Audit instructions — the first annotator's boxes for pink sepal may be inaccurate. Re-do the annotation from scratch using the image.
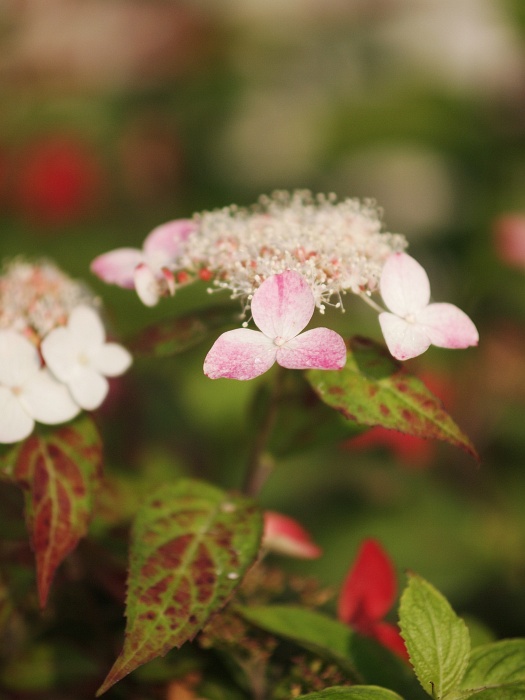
[90,248,143,288]
[143,219,196,257]
[277,327,347,369]
[262,511,322,559]
[252,270,315,340]
[203,328,276,380]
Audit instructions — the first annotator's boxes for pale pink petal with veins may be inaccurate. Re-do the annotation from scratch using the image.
[380,253,430,317]
[204,328,276,380]
[378,312,431,361]
[417,303,479,349]
[251,270,314,340]
[276,327,347,369]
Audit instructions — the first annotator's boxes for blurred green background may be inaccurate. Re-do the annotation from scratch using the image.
[2,0,525,643]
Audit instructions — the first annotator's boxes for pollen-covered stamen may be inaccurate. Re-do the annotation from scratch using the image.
[178,190,408,313]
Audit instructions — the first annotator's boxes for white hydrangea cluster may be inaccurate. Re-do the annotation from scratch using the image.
[0,259,95,342]
[183,191,408,312]
[0,260,131,444]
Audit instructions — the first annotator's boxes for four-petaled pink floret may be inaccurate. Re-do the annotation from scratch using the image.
[203,270,347,380]
[378,252,478,361]
[90,219,197,307]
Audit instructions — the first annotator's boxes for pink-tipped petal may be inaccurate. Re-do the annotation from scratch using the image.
[90,248,143,289]
[204,329,276,380]
[380,253,431,317]
[134,263,161,307]
[251,270,315,340]
[276,327,347,370]
[338,539,397,626]
[416,303,479,349]
[379,312,431,361]
[143,219,196,258]
[262,511,322,559]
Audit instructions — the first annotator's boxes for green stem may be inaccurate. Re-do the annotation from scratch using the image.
[241,366,286,498]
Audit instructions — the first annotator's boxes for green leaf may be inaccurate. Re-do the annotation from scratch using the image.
[307,336,478,460]
[0,415,102,608]
[238,605,420,698]
[296,686,405,699]
[129,306,237,358]
[399,574,470,699]
[237,605,360,678]
[459,639,525,699]
[97,479,263,696]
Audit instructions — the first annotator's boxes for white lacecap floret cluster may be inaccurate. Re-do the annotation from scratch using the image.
[0,259,97,340]
[181,191,407,312]
[0,259,132,444]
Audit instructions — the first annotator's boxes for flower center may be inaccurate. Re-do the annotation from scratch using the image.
[404,313,416,324]
[78,352,90,366]
[273,336,286,347]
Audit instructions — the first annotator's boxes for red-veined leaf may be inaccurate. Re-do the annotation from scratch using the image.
[0,415,102,607]
[96,479,263,696]
[307,336,478,460]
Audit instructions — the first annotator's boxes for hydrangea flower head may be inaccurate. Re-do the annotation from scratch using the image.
[0,259,132,442]
[91,219,197,306]
[41,305,132,411]
[185,191,407,313]
[204,270,347,380]
[0,259,95,343]
[378,253,479,361]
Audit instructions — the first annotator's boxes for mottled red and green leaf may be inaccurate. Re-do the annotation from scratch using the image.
[97,479,263,696]
[307,336,478,460]
[0,415,102,607]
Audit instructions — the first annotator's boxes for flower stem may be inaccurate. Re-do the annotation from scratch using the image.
[359,291,386,314]
[241,366,285,498]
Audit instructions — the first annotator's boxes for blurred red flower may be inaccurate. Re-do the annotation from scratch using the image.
[14,134,104,226]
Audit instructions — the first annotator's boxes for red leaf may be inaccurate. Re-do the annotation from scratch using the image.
[338,539,397,627]
[0,415,103,607]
